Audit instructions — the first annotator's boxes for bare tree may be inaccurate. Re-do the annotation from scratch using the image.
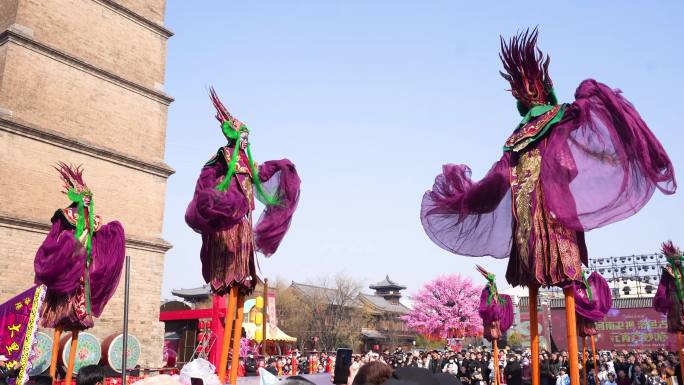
[275,274,370,351]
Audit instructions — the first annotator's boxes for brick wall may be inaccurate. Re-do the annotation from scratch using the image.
[0,0,172,368]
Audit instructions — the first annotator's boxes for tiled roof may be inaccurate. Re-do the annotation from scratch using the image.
[171,284,211,299]
[359,294,410,314]
[290,282,364,307]
[369,275,407,290]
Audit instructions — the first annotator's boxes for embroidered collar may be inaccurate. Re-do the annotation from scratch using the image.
[504,104,565,152]
[58,207,102,232]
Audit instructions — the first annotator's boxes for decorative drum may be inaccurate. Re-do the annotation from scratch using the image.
[100,333,141,373]
[27,332,53,376]
[59,332,101,374]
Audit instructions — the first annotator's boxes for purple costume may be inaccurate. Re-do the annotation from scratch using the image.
[573,272,612,337]
[653,241,684,333]
[421,29,676,289]
[477,266,514,341]
[34,163,125,331]
[185,89,300,295]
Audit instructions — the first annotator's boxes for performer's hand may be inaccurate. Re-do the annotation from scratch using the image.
[78,231,88,246]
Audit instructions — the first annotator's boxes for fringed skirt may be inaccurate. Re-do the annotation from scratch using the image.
[40,276,93,331]
[206,218,257,295]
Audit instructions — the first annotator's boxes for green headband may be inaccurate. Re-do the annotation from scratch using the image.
[485,273,504,305]
[67,188,94,314]
[581,271,593,303]
[215,133,281,206]
[222,120,249,141]
[667,256,684,301]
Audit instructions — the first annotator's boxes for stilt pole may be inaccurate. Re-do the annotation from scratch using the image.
[563,286,580,385]
[678,331,684,385]
[64,330,80,385]
[49,328,62,384]
[229,294,246,385]
[590,336,599,385]
[218,288,238,384]
[529,285,540,385]
[493,339,500,385]
[581,337,587,385]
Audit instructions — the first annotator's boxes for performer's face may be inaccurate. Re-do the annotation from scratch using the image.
[83,195,91,206]
[239,131,249,150]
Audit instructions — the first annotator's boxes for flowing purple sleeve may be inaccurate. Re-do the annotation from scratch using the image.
[479,289,514,340]
[89,221,126,317]
[34,218,85,295]
[254,159,301,256]
[185,162,249,234]
[653,271,673,314]
[421,153,513,258]
[542,79,676,231]
[573,272,612,322]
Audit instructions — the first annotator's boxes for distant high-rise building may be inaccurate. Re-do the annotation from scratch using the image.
[0,0,174,366]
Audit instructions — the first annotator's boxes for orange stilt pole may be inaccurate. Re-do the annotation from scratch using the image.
[493,339,500,385]
[678,331,684,385]
[590,336,599,385]
[64,330,79,385]
[582,337,587,385]
[529,286,540,385]
[229,294,246,385]
[49,328,62,383]
[564,287,580,385]
[218,288,238,384]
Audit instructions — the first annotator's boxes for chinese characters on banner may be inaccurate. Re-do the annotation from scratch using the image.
[0,285,45,385]
[267,292,277,337]
[549,307,676,351]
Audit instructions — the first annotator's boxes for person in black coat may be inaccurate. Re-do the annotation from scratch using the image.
[245,353,258,376]
[505,356,522,385]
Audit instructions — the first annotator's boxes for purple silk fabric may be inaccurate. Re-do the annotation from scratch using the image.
[421,155,513,259]
[573,272,612,322]
[185,161,249,234]
[255,160,301,256]
[478,288,514,341]
[541,79,676,231]
[34,216,125,319]
[89,221,126,317]
[653,271,673,314]
[34,218,84,294]
[186,155,301,283]
[421,79,676,262]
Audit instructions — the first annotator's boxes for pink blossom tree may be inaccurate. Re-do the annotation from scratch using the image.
[402,274,484,339]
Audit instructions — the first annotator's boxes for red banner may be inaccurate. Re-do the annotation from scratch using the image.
[550,307,676,351]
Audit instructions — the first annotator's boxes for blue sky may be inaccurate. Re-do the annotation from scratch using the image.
[161,1,683,299]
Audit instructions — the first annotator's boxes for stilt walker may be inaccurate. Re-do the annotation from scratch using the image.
[420,28,676,385]
[476,266,513,385]
[34,163,126,384]
[574,272,611,385]
[654,241,684,380]
[186,88,301,384]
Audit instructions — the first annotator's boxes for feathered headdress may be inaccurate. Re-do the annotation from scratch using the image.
[210,87,249,142]
[499,28,557,115]
[54,162,95,297]
[209,88,279,206]
[663,240,682,260]
[55,162,91,197]
[476,265,503,305]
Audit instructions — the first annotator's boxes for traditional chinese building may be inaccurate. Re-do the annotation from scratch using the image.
[0,0,173,366]
[288,276,416,352]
